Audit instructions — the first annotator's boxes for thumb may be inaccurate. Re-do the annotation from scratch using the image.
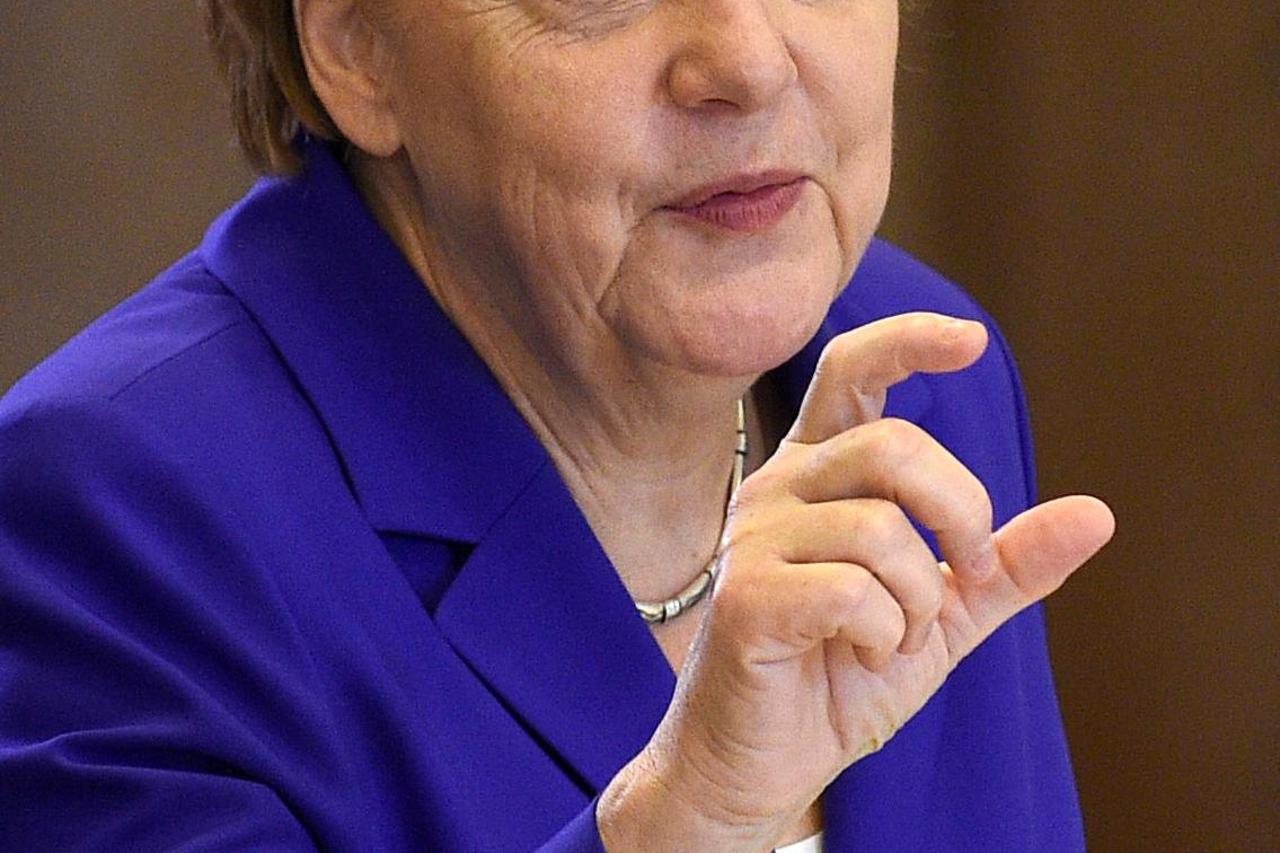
[951,495,1115,655]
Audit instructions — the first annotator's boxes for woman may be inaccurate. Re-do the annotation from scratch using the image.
[0,1,1113,850]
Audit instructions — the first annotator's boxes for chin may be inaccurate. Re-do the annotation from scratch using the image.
[654,271,839,379]
[609,203,852,378]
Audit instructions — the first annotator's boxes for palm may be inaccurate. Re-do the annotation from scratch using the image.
[682,495,1112,810]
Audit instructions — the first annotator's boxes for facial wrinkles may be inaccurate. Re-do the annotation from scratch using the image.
[528,0,657,40]
[522,0,868,42]
[587,5,812,344]
[505,170,621,337]
[472,20,654,296]
[441,0,654,46]
[372,3,653,382]
[486,168,678,454]
[387,0,897,377]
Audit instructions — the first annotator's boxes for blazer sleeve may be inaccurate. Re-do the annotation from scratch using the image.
[0,397,319,851]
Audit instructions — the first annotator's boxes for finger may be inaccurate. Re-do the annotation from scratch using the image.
[775,499,943,655]
[832,570,909,672]
[721,562,906,672]
[944,495,1115,663]
[789,418,995,575]
[989,494,1115,603]
[787,313,988,445]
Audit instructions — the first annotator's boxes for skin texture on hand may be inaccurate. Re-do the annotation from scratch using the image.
[289,4,1110,847]
[599,313,1116,852]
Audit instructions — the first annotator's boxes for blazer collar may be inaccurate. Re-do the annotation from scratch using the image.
[201,139,936,803]
[201,138,547,542]
[202,141,676,790]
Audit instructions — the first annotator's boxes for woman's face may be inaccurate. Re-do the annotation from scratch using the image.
[370,0,898,378]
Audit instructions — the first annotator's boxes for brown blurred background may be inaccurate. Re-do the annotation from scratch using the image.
[2,3,1276,849]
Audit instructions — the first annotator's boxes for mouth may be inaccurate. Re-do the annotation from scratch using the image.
[662,171,808,234]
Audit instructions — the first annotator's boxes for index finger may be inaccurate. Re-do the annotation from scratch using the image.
[786,313,989,445]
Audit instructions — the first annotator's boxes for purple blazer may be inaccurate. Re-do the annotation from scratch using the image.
[0,140,1084,851]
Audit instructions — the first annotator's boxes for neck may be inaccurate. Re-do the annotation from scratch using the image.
[351,153,771,601]
[471,305,756,605]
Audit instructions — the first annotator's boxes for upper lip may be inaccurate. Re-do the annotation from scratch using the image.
[665,170,807,209]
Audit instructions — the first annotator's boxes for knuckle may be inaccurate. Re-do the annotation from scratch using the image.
[731,468,782,510]
[868,592,908,649]
[912,570,945,621]
[944,479,994,543]
[833,567,876,617]
[819,330,857,367]
[805,343,840,395]
[707,539,777,623]
[706,565,758,633]
[890,599,908,639]
[894,574,941,624]
[851,499,911,546]
[898,555,945,623]
[799,438,840,479]
[813,332,871,389]
[860,417,926,463]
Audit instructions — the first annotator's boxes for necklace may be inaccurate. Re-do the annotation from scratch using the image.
[634,398,748,625]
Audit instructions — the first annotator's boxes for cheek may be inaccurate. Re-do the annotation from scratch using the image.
[476,65,662,303]
[491,170,630,322]
[802,24,898,279]
[394,22,649,298]
[831,126,894,283]
[602,190,849,376]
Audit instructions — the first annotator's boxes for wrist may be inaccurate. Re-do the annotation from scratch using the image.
[597,745,779,852]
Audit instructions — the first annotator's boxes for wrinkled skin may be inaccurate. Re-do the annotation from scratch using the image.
[293,1,1115,848]
[603,314,1114,849]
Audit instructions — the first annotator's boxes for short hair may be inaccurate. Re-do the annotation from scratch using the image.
[202,1,343,175]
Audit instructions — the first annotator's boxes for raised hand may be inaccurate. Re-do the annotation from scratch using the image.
[600,313,1115,852]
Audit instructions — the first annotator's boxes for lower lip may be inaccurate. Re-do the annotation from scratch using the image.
[667,179,806,233]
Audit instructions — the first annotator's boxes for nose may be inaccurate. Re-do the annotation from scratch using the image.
[665,0,799,114]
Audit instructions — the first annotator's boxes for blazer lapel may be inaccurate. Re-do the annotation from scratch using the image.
[433,460,677,793]
[205,137,679,795]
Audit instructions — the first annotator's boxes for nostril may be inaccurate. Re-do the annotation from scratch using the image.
[664,10,798,112]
